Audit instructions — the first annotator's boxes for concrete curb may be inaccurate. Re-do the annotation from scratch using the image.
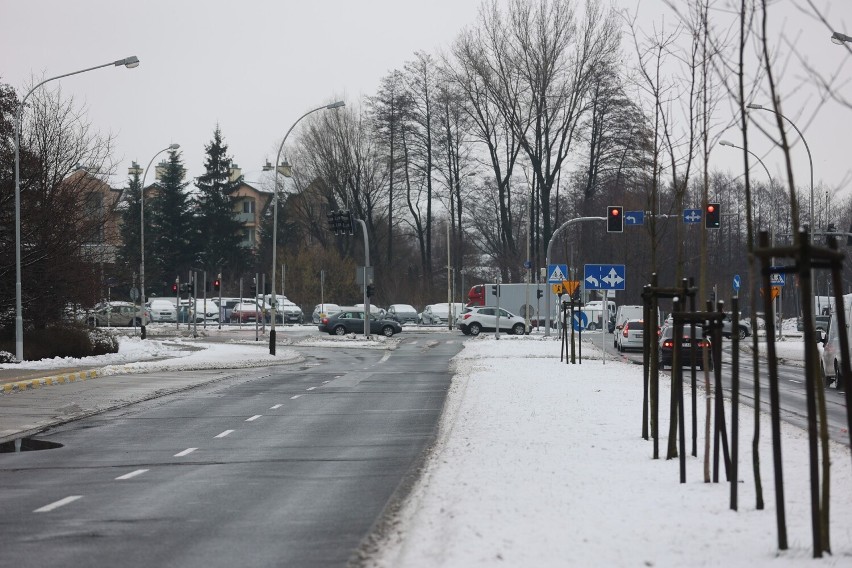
[1,370,99,395]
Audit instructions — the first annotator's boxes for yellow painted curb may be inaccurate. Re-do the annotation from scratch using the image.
[2,383,12,393]
[1,369,102,395]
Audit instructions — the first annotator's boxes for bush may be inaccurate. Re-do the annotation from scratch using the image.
[0,324,119,361]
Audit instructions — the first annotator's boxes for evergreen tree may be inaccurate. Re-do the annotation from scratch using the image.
[148,150,194,285]
[117,166,142,281]
[195,126,244,275]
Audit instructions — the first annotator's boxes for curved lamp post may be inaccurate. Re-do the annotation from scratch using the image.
[746,103,813,234]
[133,144,180,340]
[263,100,345,355]
[719,139,773,186]
[13,56,140,361]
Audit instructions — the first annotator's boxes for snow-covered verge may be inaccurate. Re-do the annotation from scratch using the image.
[363,335,852,567]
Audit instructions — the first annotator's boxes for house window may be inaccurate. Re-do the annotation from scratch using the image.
[243,227,256,245]
[242,199,255,214]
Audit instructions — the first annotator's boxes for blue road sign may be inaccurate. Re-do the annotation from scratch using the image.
[624,211,645,226]
[769,271,785,286]
[683,209,702,224]
[572,311,588,332]
[733,274,741,291]
[548,264,569,283]
[584,264,626,291]
[524,260,532,269]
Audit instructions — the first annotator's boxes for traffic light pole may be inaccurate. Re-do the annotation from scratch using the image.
[355,218,371,338]
[544,216,605,336]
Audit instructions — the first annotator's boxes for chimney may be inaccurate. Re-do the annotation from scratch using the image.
[155,161,167,181]
[229,164,242,183]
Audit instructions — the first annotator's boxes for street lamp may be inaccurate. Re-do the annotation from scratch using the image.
[264,100,345,355]
[135,144,180,340]
[831,31,852,45]
[13,56,139,361]
[746,103,814,234]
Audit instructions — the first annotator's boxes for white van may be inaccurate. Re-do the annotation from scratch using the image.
[819,293,852,389]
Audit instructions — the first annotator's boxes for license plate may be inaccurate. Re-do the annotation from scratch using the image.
[682,342,691,348]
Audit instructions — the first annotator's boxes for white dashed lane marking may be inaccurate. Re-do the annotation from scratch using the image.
[214,430,234,438]
[270,404,282,410]
[115,469,149,480]
[174,448,197,457]
[290,395,302,400]
[34,495,82,513]
[246,415,262,422]
[379,352,391,363]
[306,387,316,391]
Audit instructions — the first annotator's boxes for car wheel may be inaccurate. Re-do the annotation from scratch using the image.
[587,322,597,331]
[512,323,525,335]
[334,325,347,336]
[461,327,471,336]
[469,322,482,336]
[738,327,748,340]
[381,325,395,337]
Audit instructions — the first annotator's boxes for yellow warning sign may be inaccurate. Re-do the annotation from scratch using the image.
[564,280,580,295]
[552,283,564,296]
[759,286,782,299]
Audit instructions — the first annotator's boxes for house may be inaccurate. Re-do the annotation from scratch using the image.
[67,167,124,264]
[228,165,273,248]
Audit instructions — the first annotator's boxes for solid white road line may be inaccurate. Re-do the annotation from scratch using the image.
[270,404,283,410]
[290,395,302,400]
[246,415,262,422]
[174,448,197,457]
[214,430,234,438]
[34,495,82,513]
[115,469,149,480]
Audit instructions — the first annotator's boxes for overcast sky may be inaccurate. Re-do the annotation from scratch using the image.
[1,0,849,211]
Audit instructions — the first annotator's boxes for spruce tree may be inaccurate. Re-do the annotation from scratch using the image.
[195,126,245,276]
[117,166,142,282]
[148,149,194,285]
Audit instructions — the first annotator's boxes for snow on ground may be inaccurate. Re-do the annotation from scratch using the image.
[366,334,852,567]
[5,320,849,565]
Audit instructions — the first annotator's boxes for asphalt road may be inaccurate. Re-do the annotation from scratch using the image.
[0,333,464,568]
[600,331,850,445]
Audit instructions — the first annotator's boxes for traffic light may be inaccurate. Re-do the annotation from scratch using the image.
[705,203,721,229]
[213,278,221,292]
[607,206,623,233]
[491,285,498,296]
[171,283,178,294]
[250,277,257,294]
[366,284,374,298]
[537,289,543,299]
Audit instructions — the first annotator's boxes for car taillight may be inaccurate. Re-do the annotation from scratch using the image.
[623,328,629,338]
[463,313,471,320]
[321,317,329,325]
[663,340,673,348]
[698,340,709,348]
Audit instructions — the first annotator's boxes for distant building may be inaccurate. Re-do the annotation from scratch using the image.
[228,164,272,248]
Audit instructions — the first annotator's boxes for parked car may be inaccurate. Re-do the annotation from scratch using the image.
[421,302,466,326]
[146,299,177,323]
[263,295,304,324]
[312,303,341,324]
[658,324,713,370]
[456,306,526,336]
[617,319,645,352]
[85,301,145,327]
[722,314,752,339]
[229,302,266,324]
[386,304,419,325]
[317,307,402,337]
[178,299,219,323]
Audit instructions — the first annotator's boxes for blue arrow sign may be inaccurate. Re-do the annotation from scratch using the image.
[584,264,626,291]
[624,211,645,226]
[548,264,569,283]
[769,270,785,286]
[572,311,588,332]
[683,209,702,224]
[733,274,741,291]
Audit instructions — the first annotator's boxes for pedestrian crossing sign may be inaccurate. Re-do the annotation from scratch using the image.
[548,264,569,283]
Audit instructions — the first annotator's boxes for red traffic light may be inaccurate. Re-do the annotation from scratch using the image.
[610,208,620,216]
[171,284,178,293]
[707,205,715,213]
